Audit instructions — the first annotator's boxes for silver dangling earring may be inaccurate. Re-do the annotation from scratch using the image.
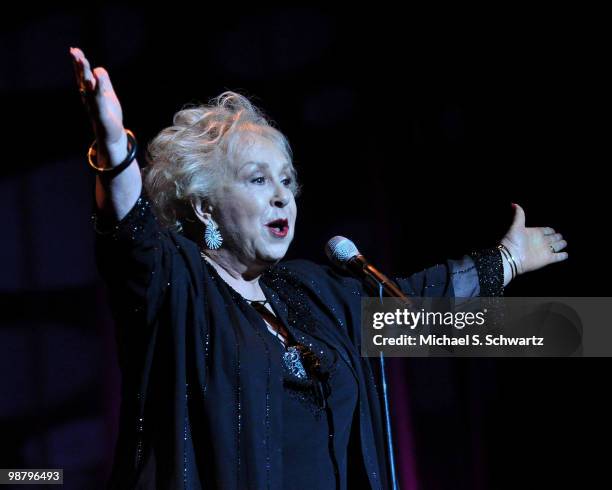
[204,219,223,250]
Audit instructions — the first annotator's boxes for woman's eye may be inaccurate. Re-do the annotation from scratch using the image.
[251,176,265,184]
[282,178,293,186]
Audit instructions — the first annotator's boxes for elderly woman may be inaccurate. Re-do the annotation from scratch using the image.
[70,47,568,490]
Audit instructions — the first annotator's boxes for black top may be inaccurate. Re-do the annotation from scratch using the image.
[208,260,359,490]
[266,308,358,490]
[92,187,503,490]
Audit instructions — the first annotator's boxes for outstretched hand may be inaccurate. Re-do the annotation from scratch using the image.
[69,46,125,149]
[500,203,568,276]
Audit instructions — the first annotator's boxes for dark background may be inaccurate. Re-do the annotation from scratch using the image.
[1,5,608,489]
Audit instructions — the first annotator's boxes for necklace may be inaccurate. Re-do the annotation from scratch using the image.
[249,300,290,347]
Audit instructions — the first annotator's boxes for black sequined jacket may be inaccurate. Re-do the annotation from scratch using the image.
[92,188,503,490]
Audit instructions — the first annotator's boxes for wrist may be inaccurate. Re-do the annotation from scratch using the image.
[500,251,513,287]
[103,130,129,167]
[497,242,520,280]
[88,128,137,177]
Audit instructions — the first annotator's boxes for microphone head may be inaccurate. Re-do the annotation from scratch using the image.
[325,236,360,267]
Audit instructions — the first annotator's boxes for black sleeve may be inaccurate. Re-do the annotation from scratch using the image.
[91,188,174,328]
[393,248,504,298]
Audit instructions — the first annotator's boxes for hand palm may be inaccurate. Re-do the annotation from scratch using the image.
[501,204,568,275]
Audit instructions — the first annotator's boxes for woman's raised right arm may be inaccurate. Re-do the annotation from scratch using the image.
[69,47,141,221]
[70,47,174,327]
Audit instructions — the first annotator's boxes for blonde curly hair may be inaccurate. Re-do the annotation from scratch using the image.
[143,91,300,232]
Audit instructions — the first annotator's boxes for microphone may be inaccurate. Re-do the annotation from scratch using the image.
[325,236,412,304]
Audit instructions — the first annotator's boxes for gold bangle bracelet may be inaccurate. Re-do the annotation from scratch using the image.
[87,129,137,174]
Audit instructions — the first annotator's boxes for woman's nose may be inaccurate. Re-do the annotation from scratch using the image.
[272,194,289,208]
[272,183,290,208]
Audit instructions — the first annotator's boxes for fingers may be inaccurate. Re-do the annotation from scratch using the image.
[546,232,563,243]
[548,232,568,262]
[551,239,568,252]
[542,227,556,236]
[92,66,115,95]
[544,229,567,250]
[69,48,82,85]
[69,47,109,128]
[70,50,86,96]
[69,47,96,95]
[552,251,569,262]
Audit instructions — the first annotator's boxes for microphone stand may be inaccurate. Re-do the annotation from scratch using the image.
[374,280,401,490]
[348,254,406,490]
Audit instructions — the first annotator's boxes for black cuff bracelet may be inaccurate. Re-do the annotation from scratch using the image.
[87,129,138,178]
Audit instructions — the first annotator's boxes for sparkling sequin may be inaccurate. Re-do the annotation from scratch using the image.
[470,247,504,297]
[212,260,340,420]
[281,339,338,419]
[260,265,356,421]
[202,256,274,487]
[91,195,160,242]
[395,251,503,301]
[135,439,143,466]
[184,382,189,489]
[236,335,242,484]
[283,346,308,378]
[135,414,144,467]
[134,389,145,469]
[202,258,363,488]
[469,248,505,329]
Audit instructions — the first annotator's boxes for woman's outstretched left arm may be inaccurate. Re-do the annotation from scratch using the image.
[395,203,568,298]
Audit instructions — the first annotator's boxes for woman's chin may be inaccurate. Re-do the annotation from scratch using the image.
[257,247,288,265]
